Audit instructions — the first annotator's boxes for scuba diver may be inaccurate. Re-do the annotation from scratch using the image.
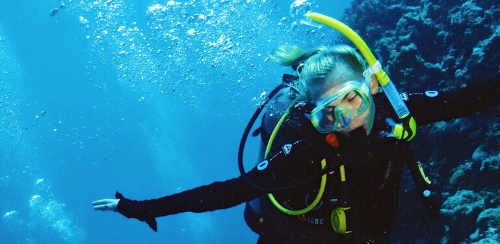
[92,13,500,243]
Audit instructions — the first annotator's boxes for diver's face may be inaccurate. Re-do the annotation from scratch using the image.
[312,75,378,135]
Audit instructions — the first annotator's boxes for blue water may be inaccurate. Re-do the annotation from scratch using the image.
[0,0,351,243]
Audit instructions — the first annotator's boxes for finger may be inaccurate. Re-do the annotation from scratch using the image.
[93,203,113,211]
[92,199,112,205]
[93,205,107,211]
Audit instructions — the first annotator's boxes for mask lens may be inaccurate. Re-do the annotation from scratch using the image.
[338,110,352,128]
[310,81,371,133]
[311,108,338,133]
[346,90,363,110]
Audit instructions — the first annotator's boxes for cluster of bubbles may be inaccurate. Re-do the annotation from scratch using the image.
[0,25,26,240]
[2,210,24,234]
[1,22,86,243]
[144,1,274,79]
[58,0,329,111]
[2,178,85,243]
[142,0,327,95]
[0,26,25,140]
[30,179,86,243]
[289,0,312,18]
[74,0,159,90]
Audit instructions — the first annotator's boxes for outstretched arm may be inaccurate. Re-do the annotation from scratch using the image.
[407,75,500,126]
[92,139,322,231]
[92,176,264,232]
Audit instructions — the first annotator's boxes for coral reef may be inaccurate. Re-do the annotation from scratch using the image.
[343,0,500,243]
[344,0,500,90]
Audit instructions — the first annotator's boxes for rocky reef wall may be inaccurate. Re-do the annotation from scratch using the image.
[343,1,500,243]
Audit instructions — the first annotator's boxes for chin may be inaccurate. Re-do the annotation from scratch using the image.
[341,121,372,135]
[335,124,363,135]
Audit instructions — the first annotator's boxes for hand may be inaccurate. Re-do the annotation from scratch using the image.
[92,198,120,212]
[93,192,158,232]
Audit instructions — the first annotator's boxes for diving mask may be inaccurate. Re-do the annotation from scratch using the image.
[310,80,371,133]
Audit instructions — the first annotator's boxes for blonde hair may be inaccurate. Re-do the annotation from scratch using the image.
[270,45,365,101]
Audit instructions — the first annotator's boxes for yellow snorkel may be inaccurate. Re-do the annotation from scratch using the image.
[305,13,417,141]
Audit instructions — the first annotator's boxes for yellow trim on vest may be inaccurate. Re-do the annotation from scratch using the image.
[265,99,328,215]
[417,161,431,184]
[340,165,346,182]
[268,159,327,215]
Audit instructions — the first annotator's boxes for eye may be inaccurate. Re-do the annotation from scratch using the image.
[346,92,358,103]
[323,107,335,122]
[323,107,334,114]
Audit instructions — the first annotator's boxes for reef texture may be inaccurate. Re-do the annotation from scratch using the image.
[343,0,500,243]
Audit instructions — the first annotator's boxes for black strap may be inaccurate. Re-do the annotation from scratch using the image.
[282,74,299,84]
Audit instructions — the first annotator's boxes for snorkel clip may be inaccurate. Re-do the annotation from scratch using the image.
[385,117,416,140]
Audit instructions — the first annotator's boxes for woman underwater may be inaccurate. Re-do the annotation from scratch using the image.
[92,14,500,244]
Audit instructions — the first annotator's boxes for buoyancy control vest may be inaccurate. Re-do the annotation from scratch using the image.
[238,14,440,241]
[239,74,440,243]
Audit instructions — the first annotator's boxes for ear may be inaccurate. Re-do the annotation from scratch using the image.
[369,74,379,95]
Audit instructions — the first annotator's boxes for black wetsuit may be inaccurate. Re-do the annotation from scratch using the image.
[117,75,500,244]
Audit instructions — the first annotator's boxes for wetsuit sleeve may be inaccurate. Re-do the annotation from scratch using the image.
[117,139,321,220]
[117,176,265,220]
[407,75,500,126]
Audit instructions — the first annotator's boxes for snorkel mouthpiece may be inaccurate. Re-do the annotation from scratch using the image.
[305,12,417,141]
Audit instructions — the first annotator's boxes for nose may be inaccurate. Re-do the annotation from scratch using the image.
[340,113,352,128]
